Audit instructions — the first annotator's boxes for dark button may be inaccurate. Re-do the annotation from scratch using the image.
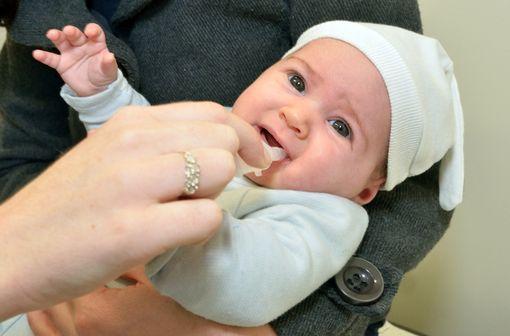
[334,257,384,305]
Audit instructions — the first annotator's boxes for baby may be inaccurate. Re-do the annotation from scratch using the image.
[3,20,463,333]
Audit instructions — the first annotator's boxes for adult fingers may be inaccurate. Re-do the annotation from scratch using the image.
[119,265,154,288]
[45,303,79,336]
[28,304,78,336]
[139,199,222,255]
[105,199,222,265]
[27,310,60,336]
[112,148,236,201]
[131,102,271,168]
[97,120,241,161]
[227,112,271,169]
[160,102,270,168]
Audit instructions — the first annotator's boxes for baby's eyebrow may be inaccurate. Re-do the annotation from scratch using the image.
[287,55,324,84]
[341,98,366,147]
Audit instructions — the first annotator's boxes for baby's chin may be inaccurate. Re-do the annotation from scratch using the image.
[245,165,351,198]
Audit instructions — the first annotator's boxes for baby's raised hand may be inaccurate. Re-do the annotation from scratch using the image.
[33,23,118,97]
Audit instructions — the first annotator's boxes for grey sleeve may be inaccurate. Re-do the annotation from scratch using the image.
[0,37,74,201]
[287,0,423,44]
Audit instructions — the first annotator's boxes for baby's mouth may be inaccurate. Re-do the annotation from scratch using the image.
[261,128,283,148]
[260,128,287,161]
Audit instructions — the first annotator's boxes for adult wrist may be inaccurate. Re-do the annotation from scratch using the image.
[0,204,33,320]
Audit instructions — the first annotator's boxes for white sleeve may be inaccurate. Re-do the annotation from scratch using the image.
[60,69,150,131]
[150,185,368,327]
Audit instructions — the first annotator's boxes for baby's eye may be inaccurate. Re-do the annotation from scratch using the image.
[288,74,305,93]
[328,119,351,138]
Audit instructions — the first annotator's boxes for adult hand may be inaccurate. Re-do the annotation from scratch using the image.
[28,269,276,336]
[0,102,270,319]
[28,285,277,336]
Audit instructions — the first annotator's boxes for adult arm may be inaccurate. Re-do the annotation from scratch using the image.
[28,282,277,336]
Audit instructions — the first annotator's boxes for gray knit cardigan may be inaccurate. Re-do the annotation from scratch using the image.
[0,1,451,335]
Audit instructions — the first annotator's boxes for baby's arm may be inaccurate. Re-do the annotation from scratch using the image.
[33,24,149,130]
[60,69,150,130]
[33,24,117,97]
[150,185,369,327]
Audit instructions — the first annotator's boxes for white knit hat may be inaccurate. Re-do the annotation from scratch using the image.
[283,21,464,211]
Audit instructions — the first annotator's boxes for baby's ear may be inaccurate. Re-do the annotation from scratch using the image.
[352,176,386,205]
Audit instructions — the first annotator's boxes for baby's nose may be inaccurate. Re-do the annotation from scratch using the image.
[279,107,309,139]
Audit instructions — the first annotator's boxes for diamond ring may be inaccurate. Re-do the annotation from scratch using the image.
[183,151,200,196]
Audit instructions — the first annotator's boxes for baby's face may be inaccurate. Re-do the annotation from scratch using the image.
[232,38,390,204]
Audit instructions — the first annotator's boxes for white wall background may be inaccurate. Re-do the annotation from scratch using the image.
[1,1,509,333]
[388,0,510,335]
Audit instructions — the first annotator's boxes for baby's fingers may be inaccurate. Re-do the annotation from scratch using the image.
[100,51,118,80]
[63,25,88,47]
[32,50,61,69]
[84,23,106,43]
[46,29,70,52]
[88,50,118,87]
